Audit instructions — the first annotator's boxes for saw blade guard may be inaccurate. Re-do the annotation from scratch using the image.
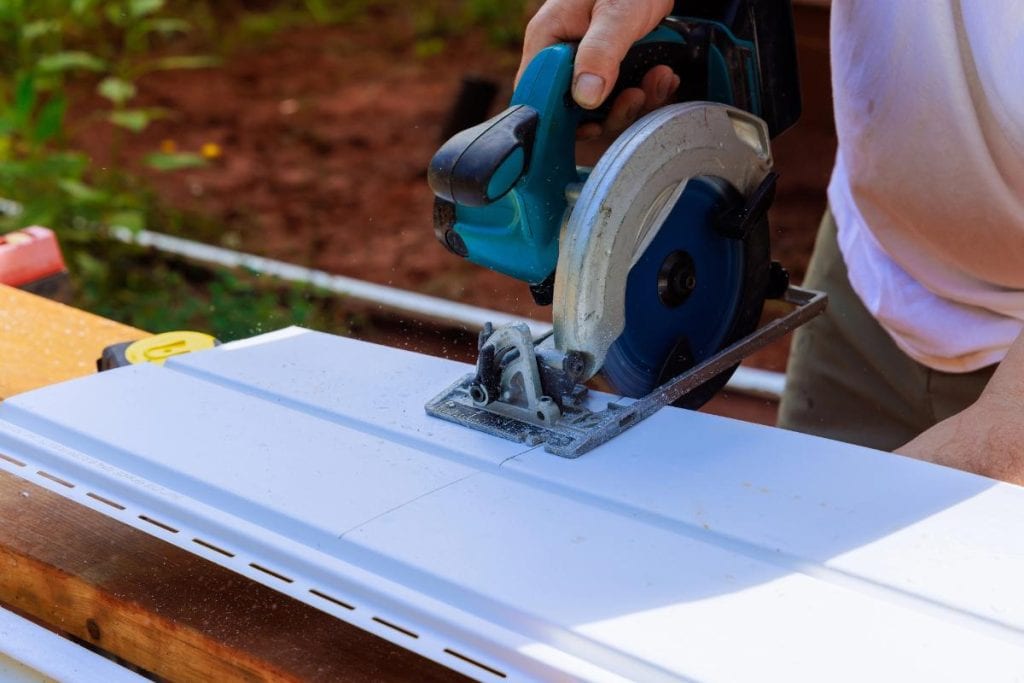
[553,102,774,382]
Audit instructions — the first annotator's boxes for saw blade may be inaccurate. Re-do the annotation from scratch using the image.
[552,103,774,395]
[602,176,746,399]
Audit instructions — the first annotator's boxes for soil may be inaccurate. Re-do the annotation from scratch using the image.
[71,5,836,387]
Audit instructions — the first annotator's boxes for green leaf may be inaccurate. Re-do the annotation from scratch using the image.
[304,0,332,23]
[58,178,109,203]
[37,51,107,73]
[140,55,220,73]
[33,95,67,143]
[105,4,127,26]
[144,152,207,171]
[15,203,58,231]
[107,209,146,231]
[13,72,36,127]
[0,158,30,180]
[108,108,164,132]
[73,250,108,280]
[108,110,150,132]
[97,77,137,106]
[141,17,191,35]
[0,111,14,138]
[71,0,100,16]
[23,20,61,41]
[129,0,165,18]
[39,151,88,177]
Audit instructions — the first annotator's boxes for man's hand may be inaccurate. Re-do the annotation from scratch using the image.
[897,332,1024,485]
[897,397,1024,485]
[518,0,679,139]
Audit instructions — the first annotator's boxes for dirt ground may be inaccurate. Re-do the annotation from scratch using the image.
[72,5,836,381]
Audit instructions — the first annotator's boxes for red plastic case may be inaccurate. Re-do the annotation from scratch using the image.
[0,226,67,288]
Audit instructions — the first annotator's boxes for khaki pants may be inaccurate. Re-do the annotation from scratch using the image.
[777,211,995,451]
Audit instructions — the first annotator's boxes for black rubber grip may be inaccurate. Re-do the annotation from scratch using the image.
[579,39,709,124]
[428,105,540,208]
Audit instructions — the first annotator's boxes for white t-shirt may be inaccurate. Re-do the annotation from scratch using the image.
[828,0,1024,372]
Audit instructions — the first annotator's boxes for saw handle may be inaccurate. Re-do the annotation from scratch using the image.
[427,31,695,210]
[580,36,698,124]
[428,105,539,208]
[428,22,743,209]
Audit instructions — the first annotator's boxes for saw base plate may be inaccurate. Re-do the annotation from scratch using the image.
[425,375,611,455]
[426,285,827,458]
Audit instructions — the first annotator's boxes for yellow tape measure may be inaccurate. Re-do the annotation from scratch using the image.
[98,331,219,372]
[124,331,218,366]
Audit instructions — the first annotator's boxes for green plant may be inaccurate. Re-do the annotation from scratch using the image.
[0,0,217,235]
[409,0,529,53]
[0,0,528,341]
[463,0,529,46]
[93,0,219,169]
[69,237,354,341]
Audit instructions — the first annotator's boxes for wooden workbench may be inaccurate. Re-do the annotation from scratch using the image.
[0,284,460,681]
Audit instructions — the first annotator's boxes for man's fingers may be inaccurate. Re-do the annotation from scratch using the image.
[573,0,673,108]
[576,122,604,141]
[603,88,646,134]
[516,2,588,87]
[517,0,676,108]
[572,13,638,107]
[599,67,677,138]
[575,63,679,143]
[640,65,676,108]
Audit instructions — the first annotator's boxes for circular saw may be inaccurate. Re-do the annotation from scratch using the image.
[425,3,827,457]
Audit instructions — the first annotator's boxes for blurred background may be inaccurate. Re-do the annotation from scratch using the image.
[0,0,835,385]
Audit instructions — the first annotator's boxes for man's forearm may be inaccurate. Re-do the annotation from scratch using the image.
[897,330,1024,484]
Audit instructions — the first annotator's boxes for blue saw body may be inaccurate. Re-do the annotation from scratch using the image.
[429,21,759,285]
[428,9,800,403]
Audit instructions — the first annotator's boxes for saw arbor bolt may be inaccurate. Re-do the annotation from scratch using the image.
[657,250,698,308]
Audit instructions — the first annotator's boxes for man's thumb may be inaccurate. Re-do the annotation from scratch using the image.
[572,1,670,108]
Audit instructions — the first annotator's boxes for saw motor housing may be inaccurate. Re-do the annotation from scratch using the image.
[428,2,801,298]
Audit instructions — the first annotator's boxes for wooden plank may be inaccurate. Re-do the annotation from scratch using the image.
[0,284,144,400]
[0,470,463,682]
[0,286,462,680]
